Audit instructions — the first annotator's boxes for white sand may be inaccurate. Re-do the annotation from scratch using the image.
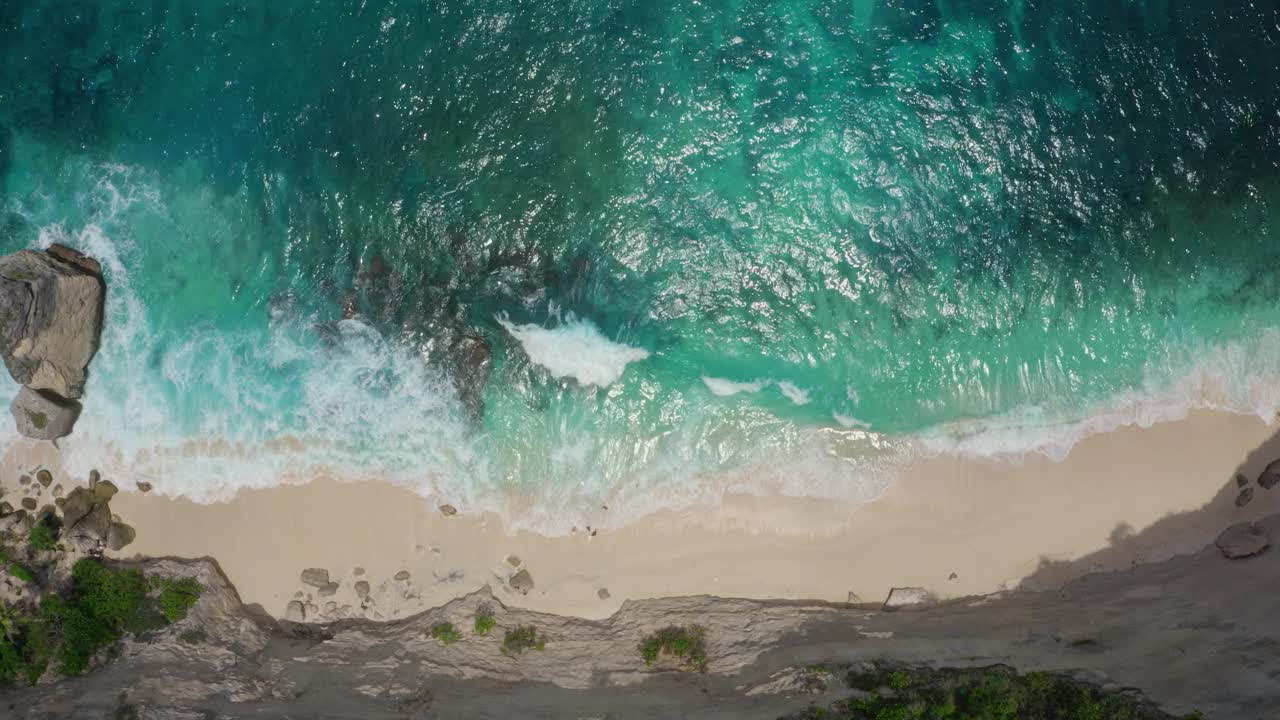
[5,410,1278,621]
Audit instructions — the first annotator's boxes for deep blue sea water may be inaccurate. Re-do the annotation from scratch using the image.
[2,1,1279,528]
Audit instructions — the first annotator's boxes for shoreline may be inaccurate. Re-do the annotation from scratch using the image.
[5,409,1278,622]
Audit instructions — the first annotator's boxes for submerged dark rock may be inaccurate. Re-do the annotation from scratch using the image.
[450,334,492,421]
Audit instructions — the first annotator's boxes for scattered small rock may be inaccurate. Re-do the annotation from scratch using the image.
[438,504,457,517]
[318,582,339,598]
[1236,473,1250,488]
[1260,459,1280,490]
[36,469,52,487]
[394,570,411,581]
[285,601,306,622]
[293,591,303,599]
[882,587,935,611]
[506,555,521,567]
[93,480,118,502]
[509,569,535,595]
[597,588,611,600]
[1236,487,1254,508]
[107,523,136,551]
[353,567,365,576]
[306,603,319,616]
[52,484,63,497]
[20,498,36,511]
[89,469,100,488]
[948,572,958,581]
[1215,523,1269,559]
[300,568,331,588]
[0,501,11,516]
[354,581,370,599]
[136,481,152,493]
[18,475,29,486]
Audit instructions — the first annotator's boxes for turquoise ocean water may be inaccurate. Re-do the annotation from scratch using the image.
[1,1,1279,528]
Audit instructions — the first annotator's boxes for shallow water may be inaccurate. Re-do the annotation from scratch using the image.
[1,1,1279,528]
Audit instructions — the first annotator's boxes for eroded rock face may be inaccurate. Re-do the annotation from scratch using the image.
[9,385,82,441]
[0,247,104,400]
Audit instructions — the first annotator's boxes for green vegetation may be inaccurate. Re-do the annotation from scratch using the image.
[0,550,35,583]
[638,625,708,672]
[501,625,546,655]
[25,409,47,430]
[27,524,56,553]
[153,577,203,622]
[473,602,496,635]
[790,665,1188,720]
[0,559,204,685]
[430,622,461,645]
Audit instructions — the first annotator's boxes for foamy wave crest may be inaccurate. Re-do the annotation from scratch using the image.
[911,328,1280,461]
[498,313,649,386]
[4,161,485,504]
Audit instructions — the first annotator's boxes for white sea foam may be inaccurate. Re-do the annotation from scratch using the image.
[777,381,811,406]
[701,376,765,396]
[8,150,1280,538]
[498,314,649,386]
[702,377,811,406]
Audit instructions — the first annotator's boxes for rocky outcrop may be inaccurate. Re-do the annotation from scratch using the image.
[0,245,104,440]
[9,385,81,440]
[0,246,104,399]
[2,518,1277,719]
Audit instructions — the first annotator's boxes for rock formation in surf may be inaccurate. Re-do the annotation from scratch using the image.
[0,244,104,440]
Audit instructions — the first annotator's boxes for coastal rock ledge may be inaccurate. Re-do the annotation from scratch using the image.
[0,245,104,440]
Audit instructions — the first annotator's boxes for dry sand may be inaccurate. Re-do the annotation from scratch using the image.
[5,409,1279,621]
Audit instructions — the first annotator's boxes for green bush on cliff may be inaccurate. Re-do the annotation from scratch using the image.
[154,577,204,622]
[473,603,496,635]
[0,559,204,684]
[431,622,461,644]
[501,625,546,655]
[789,665,1180,720]
[639,625,708,672]
[27,524,55,553]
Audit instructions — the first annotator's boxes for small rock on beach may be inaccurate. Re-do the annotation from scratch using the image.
[300,568,331,587]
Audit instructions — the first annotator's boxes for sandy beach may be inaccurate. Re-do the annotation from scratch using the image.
[3,409,1277,622]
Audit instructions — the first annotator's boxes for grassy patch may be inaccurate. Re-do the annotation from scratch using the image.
[501,625,546,655]
[430,622,461,645]
[28,524,55,553]
[473,603,496,635]
[639,625,708,672]
[787,665,1183,720]
[153,577,203,622]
